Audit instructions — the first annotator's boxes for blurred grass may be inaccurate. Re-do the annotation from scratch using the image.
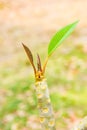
[0,39,87,130]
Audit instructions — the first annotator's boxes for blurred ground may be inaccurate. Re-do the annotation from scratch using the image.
[0,0,87,130]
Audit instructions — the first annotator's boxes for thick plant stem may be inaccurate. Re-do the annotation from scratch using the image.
[72,116,87,130]
[22,44,56,129]
[35,77,56,130]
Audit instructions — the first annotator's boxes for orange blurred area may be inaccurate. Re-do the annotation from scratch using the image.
[0,1,87,130]
[0,0,87,54]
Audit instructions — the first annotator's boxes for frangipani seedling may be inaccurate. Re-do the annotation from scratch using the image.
[22,21,78,130]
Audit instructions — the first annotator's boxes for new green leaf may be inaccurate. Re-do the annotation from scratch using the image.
[48,21,78,56]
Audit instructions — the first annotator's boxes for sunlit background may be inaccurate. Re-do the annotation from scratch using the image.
[0,0,87,130]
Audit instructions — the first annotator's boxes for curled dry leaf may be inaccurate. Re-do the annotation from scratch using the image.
[22,43,36,74]
[37,53,42,71]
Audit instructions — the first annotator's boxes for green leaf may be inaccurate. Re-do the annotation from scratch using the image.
[48,21,79,56]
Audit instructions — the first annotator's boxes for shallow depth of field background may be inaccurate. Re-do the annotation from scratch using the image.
[0,0,87,130]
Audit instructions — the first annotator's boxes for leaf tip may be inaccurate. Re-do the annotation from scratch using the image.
[72,20,79,26]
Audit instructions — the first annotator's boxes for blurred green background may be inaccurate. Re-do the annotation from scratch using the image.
[0,0,87,130]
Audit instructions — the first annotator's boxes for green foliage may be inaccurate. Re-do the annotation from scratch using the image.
[48,21,78,56]
[1,42,87,130]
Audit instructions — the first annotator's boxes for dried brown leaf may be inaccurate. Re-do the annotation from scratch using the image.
[37,53,42,71]
[22,43,36,74]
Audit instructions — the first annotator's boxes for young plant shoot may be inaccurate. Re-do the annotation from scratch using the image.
[22,21,78,130]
